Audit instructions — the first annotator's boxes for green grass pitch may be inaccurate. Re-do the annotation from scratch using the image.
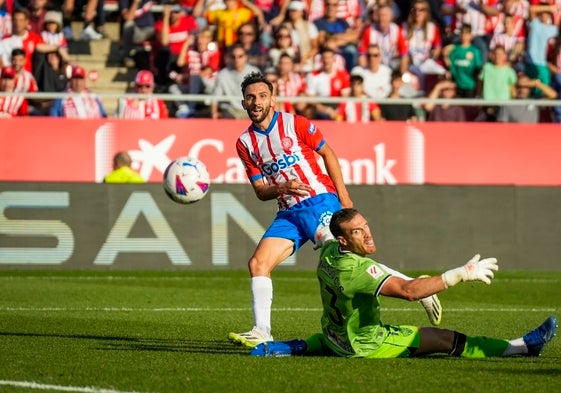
[0,270,559,393]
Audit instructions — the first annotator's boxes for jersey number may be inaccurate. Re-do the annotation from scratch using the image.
[325,285,344,327]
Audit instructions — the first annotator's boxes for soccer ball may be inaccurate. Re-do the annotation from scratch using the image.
[163,157,210,204]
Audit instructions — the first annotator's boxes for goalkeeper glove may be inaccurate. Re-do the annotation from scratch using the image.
[442,254,498,288]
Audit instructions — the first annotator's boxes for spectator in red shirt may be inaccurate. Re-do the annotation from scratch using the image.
[358,3,409,74]
[336,74,381,122]
[170,26,221,118]
[305,46,351,119]
[0,8,66,73]
[277,52,306,114]
[154,1,198,84]
[0,65,29,117]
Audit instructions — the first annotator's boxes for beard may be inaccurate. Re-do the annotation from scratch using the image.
[247,103,271,124]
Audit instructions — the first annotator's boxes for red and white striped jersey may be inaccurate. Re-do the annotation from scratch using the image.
[60,91,103,118]
[307,0,362,26]
[116,98,169,119]
[278,71,306,113]
[337,100,379,123]
[14,70,38,93]
[403,21,442,66]
[236,111,336,210]
[278,71,306,97]
[489,13,525,38]
[306,68,351,97]
[307,0,324,23]
[0,94,28,117]
[40,31,68,48]
[504,0,530,20]
[312,51,346,72]
[490,32,524,56]
[444,0,499,36]
[185,45,221,75]
[0,31,44,72]
[359,23,408,67]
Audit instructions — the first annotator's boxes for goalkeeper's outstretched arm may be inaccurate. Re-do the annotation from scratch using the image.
[379,254,499,301]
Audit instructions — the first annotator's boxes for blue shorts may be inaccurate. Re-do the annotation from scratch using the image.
[262,193,341,252]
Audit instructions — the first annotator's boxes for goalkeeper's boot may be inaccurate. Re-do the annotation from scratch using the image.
[418,275,442,326]
[250,339,307,357]
[228,327,273,348]
[523,316,557,356]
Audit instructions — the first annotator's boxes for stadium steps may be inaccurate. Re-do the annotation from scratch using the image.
[67,20,135,116]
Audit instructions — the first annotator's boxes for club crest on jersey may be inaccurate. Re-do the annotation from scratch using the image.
[308,123,316,135]
[367,265,384,279]
[281,137,293,150]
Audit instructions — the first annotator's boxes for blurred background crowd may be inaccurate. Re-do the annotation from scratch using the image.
[0,0,560,123]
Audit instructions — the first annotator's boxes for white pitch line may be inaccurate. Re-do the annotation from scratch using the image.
[0,380,151,393]
[0,276,559,283]
[0,306,556,312]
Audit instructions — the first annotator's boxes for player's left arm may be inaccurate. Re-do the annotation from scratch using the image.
[317,143,353,208]
[380,254,499,300]
[379,275,446,301]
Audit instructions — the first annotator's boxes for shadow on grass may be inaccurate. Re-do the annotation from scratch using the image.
[0,331,248,355]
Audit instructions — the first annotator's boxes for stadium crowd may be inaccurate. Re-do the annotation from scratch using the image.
[0,0,560,122]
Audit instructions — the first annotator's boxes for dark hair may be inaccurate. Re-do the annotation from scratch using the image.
[241,71,274,95]
[11,48,26,57]
[320,46,335,56]
[228,43,246,57]
[329,208,360,239]
[351,74,364,84]
[391,69,403,81]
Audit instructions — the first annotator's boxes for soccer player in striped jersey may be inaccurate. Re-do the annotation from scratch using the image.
[229,72,441,348]
[251,208,557,359]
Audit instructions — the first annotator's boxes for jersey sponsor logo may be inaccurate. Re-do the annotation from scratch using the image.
[261,153,301,175]
[308,123,316,135]
[367,264,384,279]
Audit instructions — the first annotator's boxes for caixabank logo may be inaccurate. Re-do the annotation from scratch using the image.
[93,121,424,185]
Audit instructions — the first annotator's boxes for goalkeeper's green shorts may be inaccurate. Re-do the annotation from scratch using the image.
[306,325,421,358]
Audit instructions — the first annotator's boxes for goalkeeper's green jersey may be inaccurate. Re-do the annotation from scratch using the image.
[317,241,392,357]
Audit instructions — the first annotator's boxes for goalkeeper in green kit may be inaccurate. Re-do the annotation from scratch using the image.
[251,208,557,358]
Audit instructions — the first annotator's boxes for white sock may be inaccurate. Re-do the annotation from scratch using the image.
[251,276,273,336]
[378,263,412,280]
[503,337,527,356]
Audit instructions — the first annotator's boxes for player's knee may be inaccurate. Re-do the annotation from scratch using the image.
[248,256,271,276]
